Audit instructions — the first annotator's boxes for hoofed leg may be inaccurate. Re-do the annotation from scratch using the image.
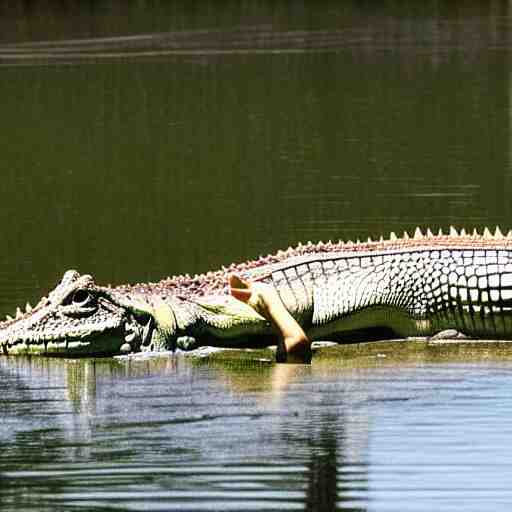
[229,275,311,363]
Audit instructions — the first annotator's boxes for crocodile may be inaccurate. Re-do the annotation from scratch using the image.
[3,226,512,357]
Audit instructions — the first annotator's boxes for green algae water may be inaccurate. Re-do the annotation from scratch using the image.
[1,1,512,510]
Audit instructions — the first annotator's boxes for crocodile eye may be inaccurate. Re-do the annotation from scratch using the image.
[61,288,97,318]
[72,289,92,306]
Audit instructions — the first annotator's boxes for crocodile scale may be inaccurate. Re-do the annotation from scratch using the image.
[2,226,512,356]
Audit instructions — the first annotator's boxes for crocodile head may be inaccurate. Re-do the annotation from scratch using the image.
[0,270,170,356]
[0,270,270,357]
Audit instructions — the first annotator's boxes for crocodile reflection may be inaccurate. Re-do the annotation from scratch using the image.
[199,358,370,512]
[1,355,370,511]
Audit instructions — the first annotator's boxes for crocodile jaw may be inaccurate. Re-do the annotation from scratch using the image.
[0,314,126,356]
[3,330,124,356]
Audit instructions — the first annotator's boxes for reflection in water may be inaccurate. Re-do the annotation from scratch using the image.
[0,1,508,59]
[66,360,97,415]
[0,355,371,511]
[305,415,339,512]
[267,365,368,512]
[3,348,512,510]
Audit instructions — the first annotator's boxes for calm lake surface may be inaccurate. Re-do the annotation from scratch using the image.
[1,2,512,510]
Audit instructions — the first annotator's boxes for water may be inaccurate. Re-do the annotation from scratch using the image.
[1,1,512,510]
[2,349,512,511]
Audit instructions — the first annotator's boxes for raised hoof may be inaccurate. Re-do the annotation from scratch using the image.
[429,329,468,341]
[176,336,198,351]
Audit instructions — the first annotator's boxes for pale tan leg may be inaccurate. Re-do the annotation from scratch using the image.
[229,275,311,363]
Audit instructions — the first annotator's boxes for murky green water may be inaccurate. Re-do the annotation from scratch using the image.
[1,2,512,510]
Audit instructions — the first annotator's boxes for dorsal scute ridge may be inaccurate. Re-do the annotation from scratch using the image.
[126,226,512,298]
[414,227,423,239]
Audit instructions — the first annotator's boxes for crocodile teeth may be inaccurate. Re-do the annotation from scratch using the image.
[507,230,512,239]
[472,228,479,237]
[438,228,444,236]
[460,228,467,236]
[414,227,423,239]
[426,228,434,238]
[6,315,13,322]
[402,231,409,240]
[483,227,492,239]
[449,226,458,236]
[25,302,32,313]
[16,308,23,319]
[495,226,504,239]
[389,232,397,241]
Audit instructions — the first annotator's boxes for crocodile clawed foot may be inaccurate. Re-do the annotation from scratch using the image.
[429,329,469,341]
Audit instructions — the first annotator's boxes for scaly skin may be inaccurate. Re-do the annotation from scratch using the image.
[3,226,512,356]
